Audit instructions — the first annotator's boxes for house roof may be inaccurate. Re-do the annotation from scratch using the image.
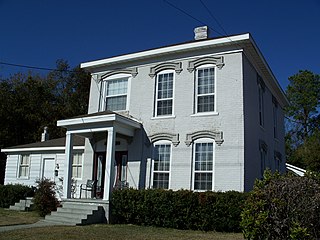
[81,32,289,108]
[1,135,85,153]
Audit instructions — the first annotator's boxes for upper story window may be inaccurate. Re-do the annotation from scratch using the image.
[155,70,174,117]
[100,74,130,112]
[18,154,30,178]
[259,140,268,177]
[152,141,172,189]
[273,97,278,139]
[193,138,215,191]
[257,75,265,127]
[195,65,215,113]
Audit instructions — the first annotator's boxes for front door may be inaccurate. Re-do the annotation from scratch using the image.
[115,151,128,189]
[43,158,55,181]
[93,152,106,198]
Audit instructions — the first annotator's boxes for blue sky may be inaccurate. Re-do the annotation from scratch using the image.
[0,0,319,90]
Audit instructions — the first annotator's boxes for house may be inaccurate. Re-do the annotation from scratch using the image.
[2,27,289,203]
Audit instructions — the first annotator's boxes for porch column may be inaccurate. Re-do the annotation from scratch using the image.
[103,128,116,201]
[63,132,73,199]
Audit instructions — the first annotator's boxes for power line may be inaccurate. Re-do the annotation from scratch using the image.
[0,61,77,73]
[199,0,229,37]
[163,0,224,36]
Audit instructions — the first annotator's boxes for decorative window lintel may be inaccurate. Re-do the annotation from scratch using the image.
[149,133,180,147]
[101,67,138,79]
[188,56,224,72]
[149,62,182,78]
[185,130,224,146]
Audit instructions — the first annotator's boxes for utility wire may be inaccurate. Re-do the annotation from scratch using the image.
[0,61,78,73]
[199,0,229,36]
[163,0,224,36]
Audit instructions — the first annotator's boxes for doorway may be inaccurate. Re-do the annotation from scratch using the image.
[115,151,128,189]
[93,152,106,198]
[42,158,55,181]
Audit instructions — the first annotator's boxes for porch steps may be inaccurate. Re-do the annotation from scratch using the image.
[44,200,108,225]
[9,197,33,211]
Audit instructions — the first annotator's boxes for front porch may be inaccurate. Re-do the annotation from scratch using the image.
[57,111,141,202]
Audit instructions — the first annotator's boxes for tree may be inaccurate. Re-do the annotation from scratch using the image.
[285,70,320,170]
[0,60,91,184]
[286,70,320,141]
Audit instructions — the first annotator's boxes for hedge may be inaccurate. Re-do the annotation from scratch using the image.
[110,189,247,232]
[0,184,34,208]
[241,170,320,240]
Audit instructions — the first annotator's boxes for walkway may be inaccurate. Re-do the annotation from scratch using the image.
[0,220,65,232]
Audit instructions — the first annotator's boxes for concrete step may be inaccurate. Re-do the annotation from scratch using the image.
[44,200,107,226]
[9,198,34,211]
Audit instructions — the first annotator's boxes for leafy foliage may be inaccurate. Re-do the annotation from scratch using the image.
[241,170,320,240]
[0,184,34,208]
[33,178,58,217]
[0,60,90,149]
[111,189,247,232]
[285,70,320,171]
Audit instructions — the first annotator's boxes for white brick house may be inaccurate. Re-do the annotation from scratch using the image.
[2,30,288,201]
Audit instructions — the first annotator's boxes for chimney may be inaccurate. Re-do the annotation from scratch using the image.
[194,26,209,40]
[41,127,49,142]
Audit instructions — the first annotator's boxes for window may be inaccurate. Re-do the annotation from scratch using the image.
[273,97,278,139]
[259,141,268,177]
[274,151,282,172]
[101,75,129,112]
[193,140,214,191]
[258,76,265,127]
[72,153,82,179]
[152,142,171,189]
[155,71,174,116]
[19,155,30,178]
[196,66,215,113]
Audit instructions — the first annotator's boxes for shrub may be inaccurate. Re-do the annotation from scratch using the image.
[241,170,320,239]
[111,188,247,232]
[33,178,58,217]
[0,184,34,208]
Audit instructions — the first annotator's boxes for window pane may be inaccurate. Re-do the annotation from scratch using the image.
[195,143,213,171]
[107,79,128,95]
[198,68,214,94]
[197,95,214,112]
[194,173,212,190]
[106,96,127,111]
[153,173,169,189]
[153,144,171,189]
[157,100,172,116]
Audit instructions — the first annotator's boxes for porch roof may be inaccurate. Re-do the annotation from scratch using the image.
[1,136,85,153]
[57,111,141,137]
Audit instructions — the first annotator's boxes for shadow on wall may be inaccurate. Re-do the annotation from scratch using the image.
[0,152,7,185]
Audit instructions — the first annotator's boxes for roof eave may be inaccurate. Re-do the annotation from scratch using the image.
[80,33,251,70]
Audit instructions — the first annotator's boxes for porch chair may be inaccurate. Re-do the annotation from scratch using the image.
[80,180,97,199]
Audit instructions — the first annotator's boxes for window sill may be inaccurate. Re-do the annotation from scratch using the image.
[151,115,176,120]
[18,177,30,180]
[191,112,219,117]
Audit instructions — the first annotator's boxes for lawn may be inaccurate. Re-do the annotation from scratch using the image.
[0,208,244,239]
[0,208,42,226]
[0,224,244,240]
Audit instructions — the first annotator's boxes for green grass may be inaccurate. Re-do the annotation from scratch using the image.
[0,208,42,226]
[0,224,244,240]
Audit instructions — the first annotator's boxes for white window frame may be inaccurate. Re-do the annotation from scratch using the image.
[72,153,83,180]
[195,64,217,114]
[258,78,265,127]
[273,99,278,139]
[259,142,268,177]
[192,138,215,191]
[18,154,30,179]
[151,140,172,189]
[99,73,131,112]
[154,70,175,117]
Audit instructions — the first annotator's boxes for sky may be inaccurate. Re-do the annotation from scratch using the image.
[0,0,319,90]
